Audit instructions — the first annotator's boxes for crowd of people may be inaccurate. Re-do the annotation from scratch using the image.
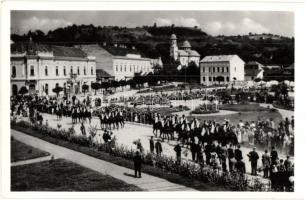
[10,90,294,190]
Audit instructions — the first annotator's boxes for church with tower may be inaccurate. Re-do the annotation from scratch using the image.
[170,34,200,68]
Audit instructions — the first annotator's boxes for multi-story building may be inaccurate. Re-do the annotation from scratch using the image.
[11,40,96,96]
[200,55,245,85]
[78,44,158,81]
[244,61,265,81]
[170,34,200,67]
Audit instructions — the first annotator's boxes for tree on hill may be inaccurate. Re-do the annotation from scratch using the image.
[11,24,294,67]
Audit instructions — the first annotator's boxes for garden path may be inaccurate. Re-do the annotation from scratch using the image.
[11,129,196,191]
[11,155,53,167]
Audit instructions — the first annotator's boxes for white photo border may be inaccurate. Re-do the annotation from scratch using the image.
[1,0,305,199]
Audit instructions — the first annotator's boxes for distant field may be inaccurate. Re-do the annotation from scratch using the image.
[11,159,142,191]
[11,138,49,162]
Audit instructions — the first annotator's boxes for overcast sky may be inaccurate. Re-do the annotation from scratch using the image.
[11,11,294,37]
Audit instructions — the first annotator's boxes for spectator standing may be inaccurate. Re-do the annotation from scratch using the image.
[155,139,163,156]
[235,145,243,162]
[133,151,142,178]
[149,136,155,153]
[271,146,279,165]
[247,147,259,176]
[190,140,197,161]
[80,122,86,136]
[227,144,235,172]
[174,143,182,164]
[262,150,271,178]
[284,156,292,171]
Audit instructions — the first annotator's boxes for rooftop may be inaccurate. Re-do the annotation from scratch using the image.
[170,34,177,40]
[200,55,239,62]
[11,42,88,58]
[77,44,114,76]
[96,69,113,78]
[181,40,191,48]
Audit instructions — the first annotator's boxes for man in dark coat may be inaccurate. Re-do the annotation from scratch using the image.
[262,149,271,178]
[155,140,163,156]
[133,151,142,178]
[270,146,279,165]
[247,147,259,176]
[236,160,246,176]
[227,144,235,172]
[235,145,243,162]
[204,143,212,165]
[174,143,182,164]
[149,136,155,153]
[190,140,197,161]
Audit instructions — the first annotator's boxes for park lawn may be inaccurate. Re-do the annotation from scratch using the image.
[11,138,50,162]
[188,110,283,125]
[11,128,231,191]
[11,158,142,191]
[219,103,270,112]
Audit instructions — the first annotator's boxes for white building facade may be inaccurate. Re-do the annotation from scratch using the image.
[78,44,157,81]
[11,43,96,96]
[170,34,200,67]
[112,54,153,81]
[200,55,245,86]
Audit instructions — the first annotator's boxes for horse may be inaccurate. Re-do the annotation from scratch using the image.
[160,119,174,142]
[153,120,162,137]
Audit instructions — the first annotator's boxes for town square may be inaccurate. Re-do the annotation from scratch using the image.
[8,10,295,192]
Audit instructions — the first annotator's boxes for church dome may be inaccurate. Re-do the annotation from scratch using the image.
[170,34,177,40]
[182,40,191,48]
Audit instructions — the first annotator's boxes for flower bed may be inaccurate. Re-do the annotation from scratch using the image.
[191,104,219,114]
[219,103,269,112]
[273,103,294,111]
[11,120,267,191]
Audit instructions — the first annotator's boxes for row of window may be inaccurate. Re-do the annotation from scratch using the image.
[202,76,230,82]
[115,64,151,73]
[202,66,230,73]
[11,65,94,77]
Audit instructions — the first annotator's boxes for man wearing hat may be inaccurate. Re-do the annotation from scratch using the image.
[133,151,142,178]
[247,147,259,176]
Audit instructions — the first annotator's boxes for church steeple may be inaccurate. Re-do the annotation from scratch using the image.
[170,34,178,60]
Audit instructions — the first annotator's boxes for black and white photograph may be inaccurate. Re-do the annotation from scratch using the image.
[2,3,302,195]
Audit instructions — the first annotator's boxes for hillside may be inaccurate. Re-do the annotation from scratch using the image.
[11,24,294,67]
